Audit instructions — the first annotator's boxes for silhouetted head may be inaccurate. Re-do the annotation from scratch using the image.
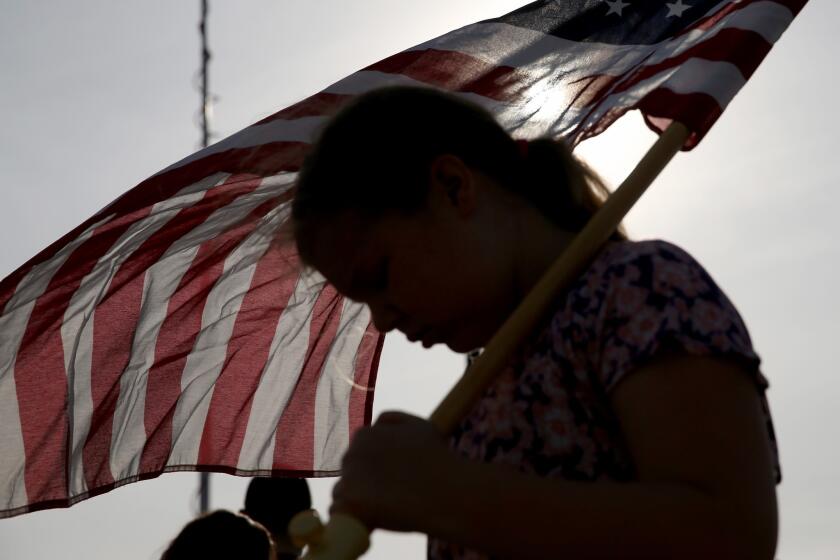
[242,477,312,559]
[292,86,623,352]
[161,509,275,560]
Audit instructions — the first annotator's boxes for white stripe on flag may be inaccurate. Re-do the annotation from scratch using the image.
[63,174,226,497]
[312,299,371,471]
[235,270,326,472]
[108,174,291,481]
[167,200,289,467]
[0,215,109,511]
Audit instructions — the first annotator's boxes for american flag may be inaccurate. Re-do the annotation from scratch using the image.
[0,0,806,517]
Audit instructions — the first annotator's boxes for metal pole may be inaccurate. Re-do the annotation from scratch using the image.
[199,0,211,149]
[198,0,211,515]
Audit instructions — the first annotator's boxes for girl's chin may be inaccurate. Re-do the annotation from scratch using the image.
[441,332,483,354]
[418,325,485,353]
[452,344,483,355]
[421,339,471,353]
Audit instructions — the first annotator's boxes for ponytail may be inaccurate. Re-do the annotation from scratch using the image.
[517,138,627,239]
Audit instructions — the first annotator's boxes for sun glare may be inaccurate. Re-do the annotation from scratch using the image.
[572,111,657,189]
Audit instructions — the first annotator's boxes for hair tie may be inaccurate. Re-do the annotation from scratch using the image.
[515,138,529,160]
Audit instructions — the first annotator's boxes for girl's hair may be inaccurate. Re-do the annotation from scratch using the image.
[160,510,274,560]
[292,86,624,258]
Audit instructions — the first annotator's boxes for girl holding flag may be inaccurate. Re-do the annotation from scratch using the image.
[290,86,780,559]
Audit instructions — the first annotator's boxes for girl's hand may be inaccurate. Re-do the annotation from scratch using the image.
[330,411,457,532]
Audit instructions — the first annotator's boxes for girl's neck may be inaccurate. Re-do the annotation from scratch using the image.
[510,210,582,303]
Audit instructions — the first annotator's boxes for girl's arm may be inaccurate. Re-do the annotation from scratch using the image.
[332,353,778,559]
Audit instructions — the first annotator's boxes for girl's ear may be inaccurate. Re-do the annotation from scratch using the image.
[428,154,477,218]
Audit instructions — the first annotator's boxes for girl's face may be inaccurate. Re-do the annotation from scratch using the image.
[302,167,522,353]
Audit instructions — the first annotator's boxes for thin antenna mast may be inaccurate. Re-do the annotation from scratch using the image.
[197,0,212,515]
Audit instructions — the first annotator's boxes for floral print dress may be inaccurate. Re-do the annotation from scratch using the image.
[428,240,781,560]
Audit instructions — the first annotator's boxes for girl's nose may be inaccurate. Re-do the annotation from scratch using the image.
[368,300,402,333]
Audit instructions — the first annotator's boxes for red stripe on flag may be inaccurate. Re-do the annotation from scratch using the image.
[680,0,756,35]
[195,242,301,466]
[348,322,384,435]
[688,0,807,37]
[254,93,352,126]
[82,174,264,489]
[678,0,807,38]
[638,89,724,149]
[12,208,155,504]
[104,142,306,226]
[572,89,722,150]
[272,285,344,471]
[573,29,772,109]
[365,49,525,102]
[138,196,283,473]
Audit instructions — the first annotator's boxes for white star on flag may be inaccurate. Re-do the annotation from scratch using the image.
[605,0,631,17]
[666,0,692,17]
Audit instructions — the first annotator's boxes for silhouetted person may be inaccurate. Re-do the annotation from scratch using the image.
[290,85,782,559]
[161,509,275,560]
[242,477,312,560]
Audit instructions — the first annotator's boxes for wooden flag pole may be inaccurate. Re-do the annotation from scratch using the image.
[290,121,692,559]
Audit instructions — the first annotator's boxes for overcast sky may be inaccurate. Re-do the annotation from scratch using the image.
[1,1,837,558]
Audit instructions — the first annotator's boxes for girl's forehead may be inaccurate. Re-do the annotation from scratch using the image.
[305,212,383,292]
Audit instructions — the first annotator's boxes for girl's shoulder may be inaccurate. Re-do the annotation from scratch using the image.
[554,239,780,484]
[577,238,725,310]
[592,238,705,281]
[546,238,761,391]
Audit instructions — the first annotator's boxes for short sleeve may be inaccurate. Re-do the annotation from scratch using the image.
[596,241,763,393]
